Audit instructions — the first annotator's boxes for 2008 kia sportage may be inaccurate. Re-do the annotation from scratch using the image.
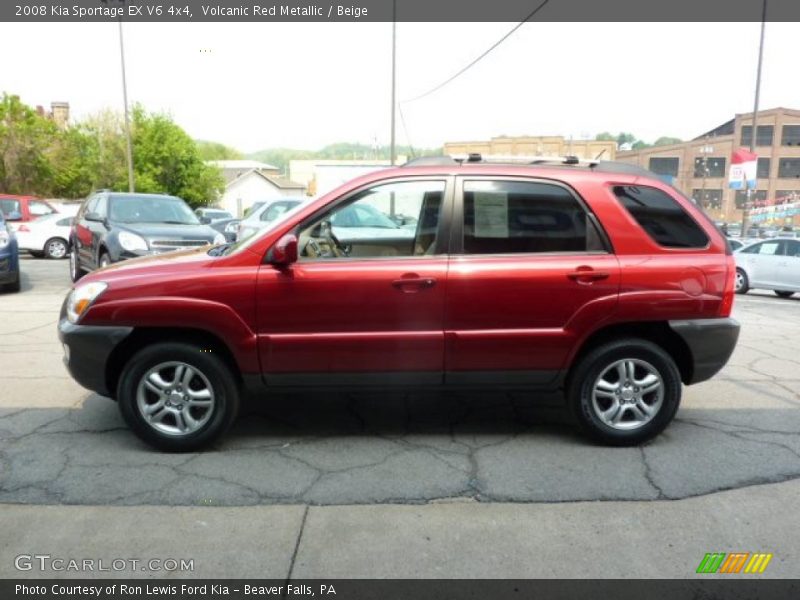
[59,155,740,451]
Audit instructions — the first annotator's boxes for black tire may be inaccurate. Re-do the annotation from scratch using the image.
[567,338,682,446]
[69,246,85,282]
[2,274,21,293]
[735,268,749,294]
[44,237,69,259]
[117,342,240,451]
[29,250,45,258]
[775,290,794,298]
[98,251,111,269]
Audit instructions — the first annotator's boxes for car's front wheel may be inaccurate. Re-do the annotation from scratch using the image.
[117,342,240,451]
[69,246,85,282]
[568,338,682,446]
[775,290,794,298]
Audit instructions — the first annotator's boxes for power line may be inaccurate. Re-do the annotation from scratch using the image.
[402,0,551,104]
[398,104,417,159]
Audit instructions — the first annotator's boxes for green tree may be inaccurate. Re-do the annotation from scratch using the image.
[48,125,100,198]
[196,140,242,161]
[127,106,224,207]
[0,93,57,195]
[653,136,683,147]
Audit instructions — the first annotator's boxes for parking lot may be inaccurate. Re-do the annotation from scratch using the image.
[2,256,800,507]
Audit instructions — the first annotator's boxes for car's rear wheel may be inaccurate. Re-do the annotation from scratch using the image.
[45,237,69,259]
[29,250,45,258]
[775,290,794,298]
[734,268,749,294]
[99,252,111,268]
[568,338,682,446]
[117,342,240,451]
[69,246,85,282]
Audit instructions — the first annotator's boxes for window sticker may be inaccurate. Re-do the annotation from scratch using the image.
[473,192,509,238]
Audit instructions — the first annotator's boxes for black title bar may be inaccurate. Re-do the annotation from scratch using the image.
[5,0,800,22]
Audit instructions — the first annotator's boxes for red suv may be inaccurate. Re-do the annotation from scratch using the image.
[0,195,58,228]
[58,156,739,451]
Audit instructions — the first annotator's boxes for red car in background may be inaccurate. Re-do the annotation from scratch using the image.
[0,195,59,229]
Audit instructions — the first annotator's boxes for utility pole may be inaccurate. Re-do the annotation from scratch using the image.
[389,0,397,166]
[119,18,135,193]
[741,0,767,237]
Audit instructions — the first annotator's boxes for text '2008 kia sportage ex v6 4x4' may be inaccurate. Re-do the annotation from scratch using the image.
[58,156,740,451]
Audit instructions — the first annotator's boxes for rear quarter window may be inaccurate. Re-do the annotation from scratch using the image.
[613,185,709,249]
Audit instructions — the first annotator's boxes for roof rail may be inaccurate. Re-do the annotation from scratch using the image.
[402,153,656,178]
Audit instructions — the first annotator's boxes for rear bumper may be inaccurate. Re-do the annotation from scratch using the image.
[669,318,740,384]
[58,317,133,398]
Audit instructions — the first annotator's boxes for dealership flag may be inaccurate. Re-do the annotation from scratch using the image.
[728,149,758,190]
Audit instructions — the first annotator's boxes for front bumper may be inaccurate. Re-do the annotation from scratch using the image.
[58,317,133,398]
[0,243,20,283]
[669,318,740,384]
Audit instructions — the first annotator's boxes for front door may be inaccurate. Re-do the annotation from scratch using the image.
[444,177,620,386]
[256,178,452,386]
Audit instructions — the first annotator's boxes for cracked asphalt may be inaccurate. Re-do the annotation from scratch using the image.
[2,257,799,507]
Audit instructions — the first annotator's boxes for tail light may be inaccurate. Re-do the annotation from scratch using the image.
[720,255,736,317]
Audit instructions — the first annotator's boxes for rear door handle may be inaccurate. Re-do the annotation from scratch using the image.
[392,277,437,292]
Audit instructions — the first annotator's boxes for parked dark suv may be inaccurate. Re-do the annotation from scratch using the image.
[69,192,225,281]
[59,156,739,451]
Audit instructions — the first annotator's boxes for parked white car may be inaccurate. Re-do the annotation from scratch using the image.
[735,237,800,298]
[15,213,74,259]
[236,198,309,242]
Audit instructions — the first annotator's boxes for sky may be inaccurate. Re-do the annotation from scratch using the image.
[1,21,798,153]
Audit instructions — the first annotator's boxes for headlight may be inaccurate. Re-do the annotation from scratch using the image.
[0,229,9,249]
[224,221,240,233]
[118,231,148,252]
[66,282,108,324]
[213,233,226,245]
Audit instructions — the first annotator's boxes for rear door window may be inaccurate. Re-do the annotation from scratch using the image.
[461,180,606,254]
[613,185,709,248]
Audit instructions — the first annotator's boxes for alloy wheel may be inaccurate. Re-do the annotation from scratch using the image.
[136,361,215,436]
[47,239,67,259]
[591,359,664,430]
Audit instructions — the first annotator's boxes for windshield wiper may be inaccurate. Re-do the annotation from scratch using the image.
[208,242,233,256]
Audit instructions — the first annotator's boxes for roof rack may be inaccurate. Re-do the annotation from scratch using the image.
[402,153,655,178]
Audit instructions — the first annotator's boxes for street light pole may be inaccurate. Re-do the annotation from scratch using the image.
[389,0,397,166]
[741,0,767,236]
[119,18,135,193]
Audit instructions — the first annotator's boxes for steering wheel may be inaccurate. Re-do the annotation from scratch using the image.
[304,221,348,258]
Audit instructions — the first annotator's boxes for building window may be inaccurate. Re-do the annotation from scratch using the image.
[778,158,800,178]
[691,189,722,210]
[648,157,679,178]
[781,125,800,146]
[741,125,774,147]
[757,157,771,179]
[734,190,767,209]
[775,190,800,205]
[613,185,708,248]
[693,157,726,178]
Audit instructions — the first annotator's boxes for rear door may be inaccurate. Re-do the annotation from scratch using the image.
[739,240,784,288]
[776,239,800,291]
[444,177,620,386]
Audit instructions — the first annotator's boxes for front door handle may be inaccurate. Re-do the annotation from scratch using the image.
[567,268,610,284]
[392,275,437,292]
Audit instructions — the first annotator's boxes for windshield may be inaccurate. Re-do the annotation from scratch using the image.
[109,195,199,225]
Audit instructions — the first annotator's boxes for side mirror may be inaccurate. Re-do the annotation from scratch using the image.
[85,212,102,222]
[5,211,22,221]
[199,216,211,224]
[268,233,298,266]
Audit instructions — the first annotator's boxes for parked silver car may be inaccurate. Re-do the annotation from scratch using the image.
[735,237,800,298]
